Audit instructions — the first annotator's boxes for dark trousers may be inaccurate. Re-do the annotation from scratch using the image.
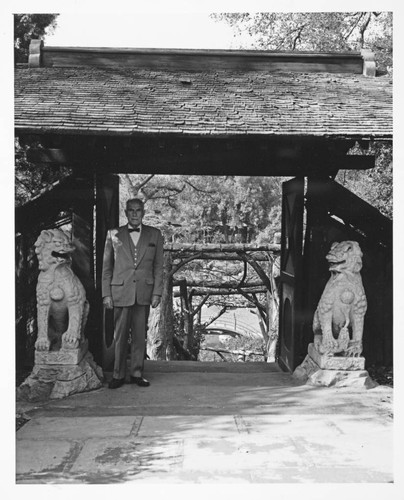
[113,304,150,379]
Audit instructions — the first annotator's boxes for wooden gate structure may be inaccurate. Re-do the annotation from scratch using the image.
[15,41,392,373]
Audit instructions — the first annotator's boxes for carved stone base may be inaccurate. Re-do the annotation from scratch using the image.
[16,351,104,402]
[293,354,320,381]
[308,368,377,389]
[308,343,365,370]
[293,343,377,389]
[35,340,89,365]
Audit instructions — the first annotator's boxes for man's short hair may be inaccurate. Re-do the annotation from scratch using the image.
[126,198,145,211]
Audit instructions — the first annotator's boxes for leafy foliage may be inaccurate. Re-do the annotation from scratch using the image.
[119,172,283,359]
[211,12,393,219]
[14,14,59,64]
[14,14,69,206]
[336,142,392,219]
[15,139,72,206]
[122,174,281,361]
[120,174,284,244]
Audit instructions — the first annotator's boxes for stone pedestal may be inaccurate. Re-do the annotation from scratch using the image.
[17,342,104,402]
[293,343,377,389]
[34,340,89,365]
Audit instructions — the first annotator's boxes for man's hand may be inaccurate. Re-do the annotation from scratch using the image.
[103,296,114,309]
[151,295,161,308]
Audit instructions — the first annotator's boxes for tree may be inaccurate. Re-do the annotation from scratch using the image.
[212,12,393,221]
[120,174,284,361]
[120,174,284,244]
[14,14,59,64]
[15,15,66,206]
[336,142,392,219]
[121,175,281,360]
[15,139,72,206]
[211,12,392,74]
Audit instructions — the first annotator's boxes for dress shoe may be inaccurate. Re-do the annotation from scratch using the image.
[130,376,150,387]
[108,377,125,389]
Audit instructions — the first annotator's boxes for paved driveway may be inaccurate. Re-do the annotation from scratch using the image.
[16,361,394,484]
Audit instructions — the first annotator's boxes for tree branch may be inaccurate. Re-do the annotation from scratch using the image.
[184,179,215,195]
[191,294,211,317]
[359,12,372,48]
[171,252,204,276]
[203,306,227,328]
[123,173,155,196]
[292,25,305,50]
[145,183,186,201]
[237,260,248,288]
[275,23,307,50]
[237,251,273,294]
[136,174,155,191]
[237,288,267,321]
[344,12,364,41]
[256,312,270,344]
[15,176,36,194]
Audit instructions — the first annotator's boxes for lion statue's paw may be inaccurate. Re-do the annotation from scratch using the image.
[61,330,81,349]
[318,336,339,355]
[344,340,363,357]
[35,337,51,351]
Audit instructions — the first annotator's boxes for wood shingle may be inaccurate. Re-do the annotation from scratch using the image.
[15,66,392,139]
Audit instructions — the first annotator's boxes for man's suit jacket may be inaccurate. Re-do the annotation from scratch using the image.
[102,224,164,307]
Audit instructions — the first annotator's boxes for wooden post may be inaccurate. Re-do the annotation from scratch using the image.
[361,49,376,77]
[179,279,193,351]
[188,291,195,353]
[28,40,43,68]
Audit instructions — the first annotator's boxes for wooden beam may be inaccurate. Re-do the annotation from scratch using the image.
[173,252,276,261]
[166,243,280,253]
[173,288,267,297]
[237,251,273,294]
[173,280,264,289]
[38,42,366,74]
[307,178,392,245]
[24,143,375,174]
[201,347,264,357]
[26,148,74,164]
[106,140,307,175]
[338,155,375,170]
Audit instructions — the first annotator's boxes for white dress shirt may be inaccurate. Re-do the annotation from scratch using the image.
[129,224,142,246]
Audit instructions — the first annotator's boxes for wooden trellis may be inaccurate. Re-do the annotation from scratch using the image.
[148,243,281,361]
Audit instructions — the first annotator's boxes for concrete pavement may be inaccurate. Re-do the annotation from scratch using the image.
[16,360,394,484]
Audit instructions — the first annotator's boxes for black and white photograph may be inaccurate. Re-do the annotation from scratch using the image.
[5,0,402,497]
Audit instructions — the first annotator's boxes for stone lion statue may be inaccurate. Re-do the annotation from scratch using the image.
[313,240,367,357]
[34,228,89,351]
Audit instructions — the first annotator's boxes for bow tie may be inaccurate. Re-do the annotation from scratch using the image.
[128,227,140,233]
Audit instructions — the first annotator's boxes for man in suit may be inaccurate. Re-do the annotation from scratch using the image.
[102,198,164,389]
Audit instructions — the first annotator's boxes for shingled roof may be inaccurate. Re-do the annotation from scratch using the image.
[14,46,392,140]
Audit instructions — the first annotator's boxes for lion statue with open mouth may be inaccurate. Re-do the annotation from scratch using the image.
[313,240,367,357]
[34,228,89,351]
